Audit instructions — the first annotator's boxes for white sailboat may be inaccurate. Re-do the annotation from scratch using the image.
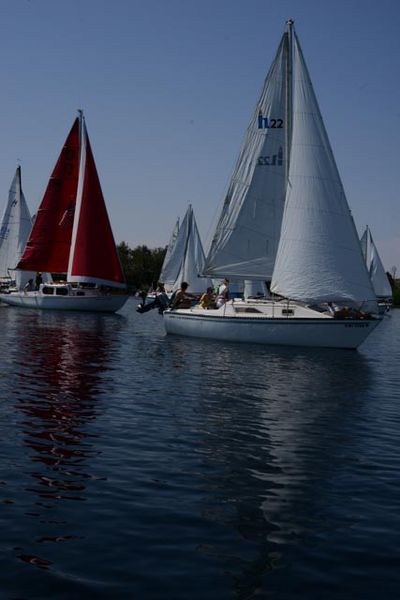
[360,225,392,311]
[0,166,36,290]
[360,226,392,298]
[164,20,381,349]
[164,204,211,295]
[1,111,128,312]
[146,216,180,299]
[159,217,180,291]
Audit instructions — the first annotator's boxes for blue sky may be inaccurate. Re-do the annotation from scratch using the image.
[0,0,399,270]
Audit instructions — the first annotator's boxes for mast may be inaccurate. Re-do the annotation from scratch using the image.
[67,110,86,280]
[16,164,21,193]
[285,19,294,183]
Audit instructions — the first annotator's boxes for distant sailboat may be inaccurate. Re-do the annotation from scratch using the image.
[360,226,392,309]
[159,217,180,290]
[0,166,36,290]
[1,112,128,312]
[167,205,211,295]
[164,20,381,349]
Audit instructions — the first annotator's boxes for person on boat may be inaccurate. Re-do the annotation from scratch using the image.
[170,282,196,309]
[35,272,43,290]
[216,278,230,307]
[24,278,34,292]
[137,283,169,314]
[199,287,216,309]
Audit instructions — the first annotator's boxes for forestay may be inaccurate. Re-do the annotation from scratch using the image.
[271,34,377,309]
[204,33,288,280]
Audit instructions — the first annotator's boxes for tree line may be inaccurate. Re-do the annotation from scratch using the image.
[117,242,166,292]
[118,241,400,305]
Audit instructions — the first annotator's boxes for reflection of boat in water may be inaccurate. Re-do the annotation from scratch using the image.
[1,111,128,312]
[2,307,123,575]
[11,310,121,503]
[157,339,373,597]
[164,20,381,348]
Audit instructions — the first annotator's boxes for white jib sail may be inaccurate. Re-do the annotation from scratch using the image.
[271,33,377,310]
[360,227,392,298]
[159,217,180,286]
[0,167,36,288]
[203,33,288,280]
[172,205,212,295]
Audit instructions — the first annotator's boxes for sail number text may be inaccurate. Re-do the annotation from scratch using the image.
[258,114,284,129]
[257,146,283,167]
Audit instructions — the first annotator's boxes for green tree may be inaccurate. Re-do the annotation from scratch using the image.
[118,242,166,291]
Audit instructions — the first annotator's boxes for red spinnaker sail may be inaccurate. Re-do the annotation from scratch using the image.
[68,132,125,287]
[17,119,80,273]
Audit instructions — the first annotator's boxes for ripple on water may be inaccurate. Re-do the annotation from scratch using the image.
[0,301,399,599]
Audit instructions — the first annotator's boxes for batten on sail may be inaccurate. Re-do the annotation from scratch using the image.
[67,115,126,289]
[270,33,377,310]
[204,32,289,281]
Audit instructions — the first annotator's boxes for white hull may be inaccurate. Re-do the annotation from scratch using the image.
[163,301,381,349]
[0,290,128,313]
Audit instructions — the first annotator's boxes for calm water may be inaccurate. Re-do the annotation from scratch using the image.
[0,299,399,599]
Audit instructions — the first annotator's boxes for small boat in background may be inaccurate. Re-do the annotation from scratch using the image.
[145,217,180,300]
[0,111,128,312]
[161,204,211,295]
[0,166,36,291]
[158,216,180,291]
[360,225,392,313]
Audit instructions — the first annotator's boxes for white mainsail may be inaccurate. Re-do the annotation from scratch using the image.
[270,33,377,310]
[172,205,212,295]
[204,32,288,280]
[360,227,392,298]
[0,167,35,288]
[159,217,180,286]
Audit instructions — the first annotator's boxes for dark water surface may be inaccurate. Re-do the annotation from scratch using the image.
[0,299,399,599]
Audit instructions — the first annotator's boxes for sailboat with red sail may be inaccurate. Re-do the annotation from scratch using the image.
[1,111,128,312]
